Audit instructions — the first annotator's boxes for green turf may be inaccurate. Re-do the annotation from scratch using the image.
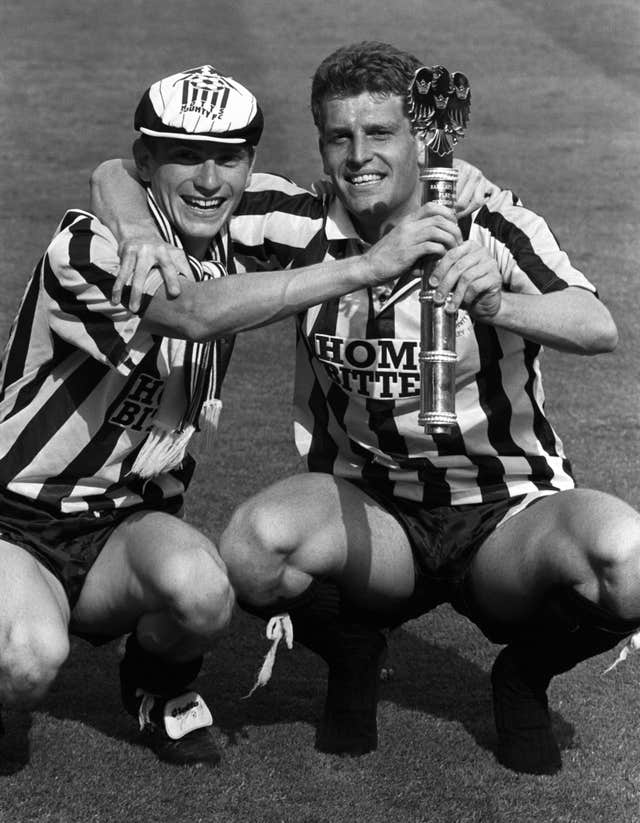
[0,1,639,821]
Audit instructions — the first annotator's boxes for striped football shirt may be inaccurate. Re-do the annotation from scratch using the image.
[0,209,234,513]
[232,173,597,506]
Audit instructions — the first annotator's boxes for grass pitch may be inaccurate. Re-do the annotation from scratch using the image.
[0,1,639,821]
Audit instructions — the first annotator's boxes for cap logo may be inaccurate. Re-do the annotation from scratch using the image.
[135,64,264,145]
[179,67,233,123]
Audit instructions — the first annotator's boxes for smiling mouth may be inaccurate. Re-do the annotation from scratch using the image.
[346,173,384,187]
[182,196,225,211]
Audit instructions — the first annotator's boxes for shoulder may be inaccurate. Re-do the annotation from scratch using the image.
[246,171,312,196]
[474,188,523,219]
[471,189,553,242]
[238,172,323,217]
[48,209,117,251]
[472,190,594,293]
[46,209,120,279]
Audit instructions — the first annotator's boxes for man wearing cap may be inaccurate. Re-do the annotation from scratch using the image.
[0,64,464,767]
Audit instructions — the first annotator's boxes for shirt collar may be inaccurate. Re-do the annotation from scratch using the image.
[324,195,363,242]
[323,193,421,308]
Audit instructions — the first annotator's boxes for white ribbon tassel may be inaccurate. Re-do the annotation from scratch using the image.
[603,630,640,674]
[243,615,294,699]
[137,689,159,731]
[199,398,222,452]
[130,423,195,479]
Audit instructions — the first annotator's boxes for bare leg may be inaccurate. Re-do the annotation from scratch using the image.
[221,472,415,611]
[469,489,640,775]
[221,472,416,755]
[0,541,70,708]
[72,509,233,659]
[71,510,233,766]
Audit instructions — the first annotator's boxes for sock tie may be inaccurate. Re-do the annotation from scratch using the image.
[603,630,640,673]
[243,614,294,698]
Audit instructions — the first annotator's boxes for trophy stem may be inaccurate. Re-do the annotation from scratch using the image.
[407,64,470,437]
[419,166,458,435]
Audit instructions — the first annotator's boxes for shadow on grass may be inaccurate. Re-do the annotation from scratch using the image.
[210,615,575,759]
[377,624,576,757]
[0,709,32,775]
[35,610,574,765]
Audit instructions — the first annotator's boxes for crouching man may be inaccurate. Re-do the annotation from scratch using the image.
[0,62,466,766]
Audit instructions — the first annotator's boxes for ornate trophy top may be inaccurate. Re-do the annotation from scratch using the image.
[407,65,471,159]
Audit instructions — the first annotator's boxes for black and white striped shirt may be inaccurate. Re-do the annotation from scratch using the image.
[0,209,233,513]
[233,173,596,505]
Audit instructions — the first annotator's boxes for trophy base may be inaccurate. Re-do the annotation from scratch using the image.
[419,411,457,436]
[425,424,455,435]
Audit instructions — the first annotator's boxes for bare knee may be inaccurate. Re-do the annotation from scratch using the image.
[151,539,234,637]
[516,491,640,620]
[222,496,289,556]
[0,622,69,707]
[586,511,640,618]
[220,497,294,601]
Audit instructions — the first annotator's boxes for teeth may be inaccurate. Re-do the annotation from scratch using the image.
[183,197,223,209]
[349,173,382,185]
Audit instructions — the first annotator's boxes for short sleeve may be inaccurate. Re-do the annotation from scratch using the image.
[44,210,165,374]
[472,191,596,296]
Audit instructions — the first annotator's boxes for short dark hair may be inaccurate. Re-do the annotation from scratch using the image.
[137,134,164,156]
[310,41,423,131]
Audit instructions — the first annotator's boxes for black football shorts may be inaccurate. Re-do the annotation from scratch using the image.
[0,487,183,609]
[352,481,552,635]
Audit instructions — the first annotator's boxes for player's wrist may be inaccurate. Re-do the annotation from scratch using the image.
[480,288,508,326]
[117,223,161,244]
[352,251,381,287]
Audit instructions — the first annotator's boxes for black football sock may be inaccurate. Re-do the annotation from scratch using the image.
[240,579,387,755]
[314,621,386,755]
[119,634,203,718]
[492,589,639,775]
[491,644,560,775]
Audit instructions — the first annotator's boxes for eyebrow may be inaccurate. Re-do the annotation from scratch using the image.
[325,119,399,135]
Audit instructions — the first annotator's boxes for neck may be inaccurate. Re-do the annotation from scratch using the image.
[351,183,423,244]
[182,238,209,260]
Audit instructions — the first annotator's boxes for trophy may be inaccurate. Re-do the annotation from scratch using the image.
[407,66,471,434]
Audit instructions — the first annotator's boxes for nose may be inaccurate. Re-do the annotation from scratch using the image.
[347,134,372,167]
[194,159,220,192]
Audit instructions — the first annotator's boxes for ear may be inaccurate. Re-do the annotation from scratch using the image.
[412,129,427,170]
[318,136,330,176]
[246,148,257,187]
[132,138,154,183]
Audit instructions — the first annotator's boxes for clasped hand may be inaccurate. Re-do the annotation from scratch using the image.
[111,238,188,310]
[364,205,503,321]
[429,241,503,320]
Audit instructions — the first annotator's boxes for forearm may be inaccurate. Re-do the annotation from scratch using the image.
[143,255,374,340]
[90,159,158,239]
[489,289,618,354]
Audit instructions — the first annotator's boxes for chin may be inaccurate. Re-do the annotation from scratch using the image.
[189,218,225,237]
[351,199,390,220]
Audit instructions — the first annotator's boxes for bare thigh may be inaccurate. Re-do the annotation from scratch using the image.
[469,488,640,623]
[71,510,228,637]
[222,473,416,609]
[0,540,71,704]
[0,539,70,632]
